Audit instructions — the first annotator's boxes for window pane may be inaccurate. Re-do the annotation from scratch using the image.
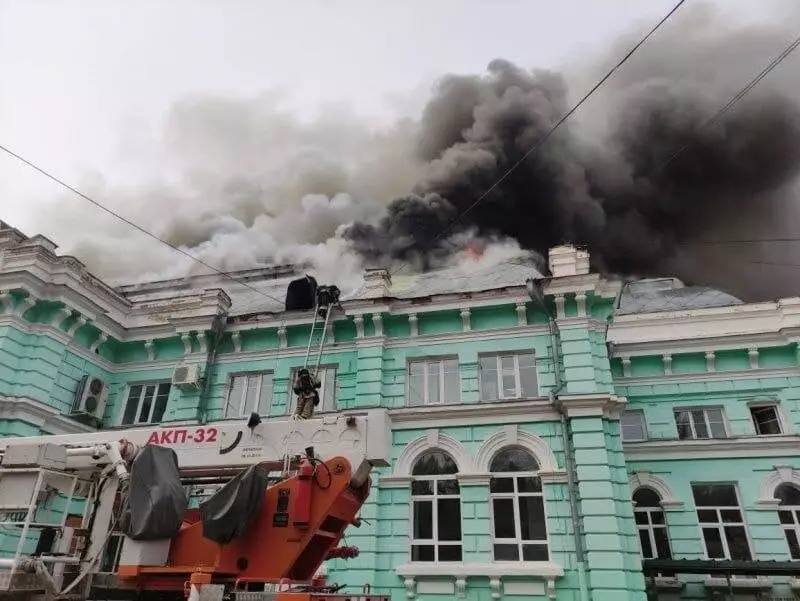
[494,543,518,561]
[411,545,434,561]
[651,511,665,525]
[776,484,800,506]
[492,498,516,538]
[502,373,517,398]
[408,363,425,406]
[122,385,142,425]
[490,478,514,493]
[751,406,781,435]
[443,359,459,403]
[519,496,547,540]
[479,356,499,401]
[675,411,692,440]
[151,385,170,423]
[437,499,462,541]
[412,501,432,539]
[635,512,649,525]
[244,375,261,414]
[702,527,725,558]
[638,529,653,559]
[621,412,646,441]
[322,369,336,411]
[226,376,245,417]
[518,477,542,493]
[724,526,751,560]
[654,528,672,559]
[411,481,433,496]
[785,530,800,560]
[437,479,460,495]
[490,448,538,473]
[706,408,726,438]
[720,509,742,523]
[412,451,458,476]
[522,544,548,561]
[257,374,273,416]
[691,410,709,438]
[438,545,462,561]
[633,488,661,507]
[427,366,440,405]
[778,510,794,525]
[138,385,156,423]
[693,485,737,507]
[518,352,537,398]
[697,510,718,523]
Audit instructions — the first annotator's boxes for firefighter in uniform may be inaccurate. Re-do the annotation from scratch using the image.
[293,368,320,419]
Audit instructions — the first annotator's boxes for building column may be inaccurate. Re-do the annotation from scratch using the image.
[558,395,646,601]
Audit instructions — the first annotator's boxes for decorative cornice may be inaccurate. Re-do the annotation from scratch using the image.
[756,465,800,508]
[474,424,560,472]
[389,399,556,430]
[0,396,95,434]
[628,471,684,510]
[555,393,626,419]
[624,434,800,460]
[615,367,799,387]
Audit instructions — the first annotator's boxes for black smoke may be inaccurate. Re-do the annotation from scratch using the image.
[344,36,800,297]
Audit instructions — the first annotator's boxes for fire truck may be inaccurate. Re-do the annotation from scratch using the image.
[0,409,391,601]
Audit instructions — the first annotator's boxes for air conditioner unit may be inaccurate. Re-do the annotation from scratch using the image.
[71,375,108,420]
[172,364,203,390]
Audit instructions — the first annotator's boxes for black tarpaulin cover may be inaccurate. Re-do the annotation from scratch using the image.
[200,464,270,544]
[123,445,187,540]
[285,275,317,311]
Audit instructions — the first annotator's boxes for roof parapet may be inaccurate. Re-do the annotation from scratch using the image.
[548,245,590,277]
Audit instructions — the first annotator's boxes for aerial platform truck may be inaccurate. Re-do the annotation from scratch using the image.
[0,409,391,601]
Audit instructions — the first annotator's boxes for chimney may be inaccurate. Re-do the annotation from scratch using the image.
[362,268,392,298]
[548,245,590,277]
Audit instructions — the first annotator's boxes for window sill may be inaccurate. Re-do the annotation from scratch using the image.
[396,562,563,600]
[648,576,683,590]
[704,576,771,590]
[791,577,800,591]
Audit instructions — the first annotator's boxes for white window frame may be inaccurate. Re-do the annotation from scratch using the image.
[633,490,671,560]
[224,371,273,418]
[287,365,337,414]
[479,351,538,401]
[692,484,753,561]
[407,357,460,406]
[674,407,727,440]
[748,403,784,436]
[777,486,800,560]
[489,455,548,561]
[410,461,462,562]
[120,381,171,425]
[621,410,648,442]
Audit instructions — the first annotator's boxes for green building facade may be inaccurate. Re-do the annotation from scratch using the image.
[0,222,798,600]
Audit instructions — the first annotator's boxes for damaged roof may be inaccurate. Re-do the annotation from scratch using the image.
[616,278,743,315]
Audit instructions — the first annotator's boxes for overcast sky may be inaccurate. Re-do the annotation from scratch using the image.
[1,0,796,296]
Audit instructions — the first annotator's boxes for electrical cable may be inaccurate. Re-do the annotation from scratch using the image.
[657,32,800,172]
[0,143,286,308]
[390,0,687,277]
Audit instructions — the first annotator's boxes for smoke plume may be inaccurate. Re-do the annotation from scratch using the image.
[41,4,800,301]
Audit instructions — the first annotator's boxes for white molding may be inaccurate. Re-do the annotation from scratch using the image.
[628,471,684,510]
[67,314,88,337]
[396,562,564,578]
[89,332,108,353]
[277,326,287,348]
[624,434,800,460]
[756,465,800,507]
[556,394,626,419]
[457,473,491,486]
[181,332,193,355]
[13,294,37,317]
[408,313,418,337]
[554,295,565,320]
[474,426,560,472]
[372,313,384,337]
[516,303,527,326]
[0,396,96,434]
[393,432,473,476]
[662,353,672,376]
[460,307,471,332]
[575,293,587,318]
[705,351,716,372]
[144,339,156,361]
[353,315,364,338]
[389,399,557,430]
[615,367,799,386]
[231,331,242,353]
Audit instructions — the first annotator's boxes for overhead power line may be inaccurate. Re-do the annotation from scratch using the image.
[390,0,687,276]
[658,32,800,171]
[0,143,286,308]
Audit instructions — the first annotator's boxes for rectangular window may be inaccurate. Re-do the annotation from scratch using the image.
[692,484,752,561]
[479,352,537,401]
[750,405,782,435]
[408,358,460,406]
[287,366,337,413]
[225,372,273,418]
[411,475,462,561]
[121,382,171,425]
[621,411,647,442]
[674,408,726,440]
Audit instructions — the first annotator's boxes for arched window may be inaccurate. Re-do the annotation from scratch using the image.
[633,488,671,560]
[489,448,548,561]
[410,451,462,562]
[776,484,800,559]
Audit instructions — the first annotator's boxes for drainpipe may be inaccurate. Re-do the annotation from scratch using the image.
[527,278,589,601]
[196,310,228,425]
